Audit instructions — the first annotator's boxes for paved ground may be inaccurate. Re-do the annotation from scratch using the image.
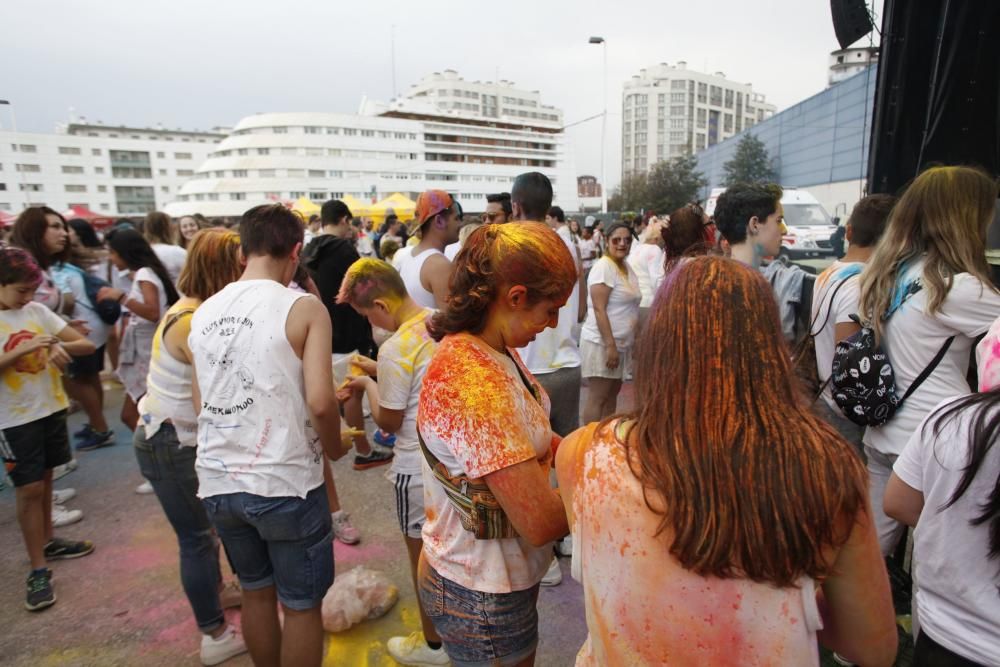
[0,383,601,667]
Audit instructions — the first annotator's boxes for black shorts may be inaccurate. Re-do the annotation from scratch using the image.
[68,344,106,378]
[1,410,72,487]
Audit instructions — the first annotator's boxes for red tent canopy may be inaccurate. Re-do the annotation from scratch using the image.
[63,206,115,229]
[0,210,15,227]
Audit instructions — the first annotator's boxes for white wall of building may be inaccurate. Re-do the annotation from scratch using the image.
[0,126,222,215]
[621,62,776,177]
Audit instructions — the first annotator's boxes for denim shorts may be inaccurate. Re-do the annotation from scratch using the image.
[418,560,540,667]
[202,484,333,611]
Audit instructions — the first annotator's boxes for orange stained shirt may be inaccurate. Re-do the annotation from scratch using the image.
[558,420,824,666]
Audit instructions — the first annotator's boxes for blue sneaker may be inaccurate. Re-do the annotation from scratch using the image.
[76,430,115,451]
[73,424,95,440]
[373,429,396,448]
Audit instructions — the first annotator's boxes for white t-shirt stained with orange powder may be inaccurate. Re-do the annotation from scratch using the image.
[561,419,823,666]
[417,333,555,594]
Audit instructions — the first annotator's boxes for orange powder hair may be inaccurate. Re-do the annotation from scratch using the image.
[176,228,243,301]
[336,258,407,309]
[428,222,576,341]
[625,256,867,587]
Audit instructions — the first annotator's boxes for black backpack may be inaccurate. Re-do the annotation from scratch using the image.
[65,263,122,325]
[831,284,954,427]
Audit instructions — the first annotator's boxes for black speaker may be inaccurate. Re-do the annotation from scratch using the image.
[830,0,874,49]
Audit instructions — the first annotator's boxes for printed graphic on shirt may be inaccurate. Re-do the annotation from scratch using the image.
[3,330,49,374]
[199,316,256,415]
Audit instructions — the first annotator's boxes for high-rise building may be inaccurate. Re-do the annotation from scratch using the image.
[620,62,775,178]
[0,123,225,215]
[403,70,562,126]
[577,175,602,197]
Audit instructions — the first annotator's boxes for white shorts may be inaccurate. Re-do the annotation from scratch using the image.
[393,472,426,539]
[580,339,632,380]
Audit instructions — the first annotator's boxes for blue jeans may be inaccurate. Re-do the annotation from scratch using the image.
[418,560,540,667]
[202,484,333,611]
[133,423,224,634]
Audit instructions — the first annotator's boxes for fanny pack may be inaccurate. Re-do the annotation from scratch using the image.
[418,350,544,540]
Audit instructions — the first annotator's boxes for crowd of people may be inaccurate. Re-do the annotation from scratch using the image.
[1,164,998,667]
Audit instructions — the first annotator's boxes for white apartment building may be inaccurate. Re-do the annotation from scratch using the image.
[166,74,577,217]
[621,62,776,177]
[828,46,879,86]
[0,123,225,216]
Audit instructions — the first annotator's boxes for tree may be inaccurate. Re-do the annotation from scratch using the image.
[608,171,649,212]
[722,134,777,185]
[646,155,707,214]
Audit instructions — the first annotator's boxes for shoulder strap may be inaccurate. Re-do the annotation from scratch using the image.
[506,350,543,406]
[809,276,852,338]
[160,308,196,339]
[900,336,956,403]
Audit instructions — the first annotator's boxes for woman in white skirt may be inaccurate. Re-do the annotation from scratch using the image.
[581,222,641,423]
[97,228,179,432]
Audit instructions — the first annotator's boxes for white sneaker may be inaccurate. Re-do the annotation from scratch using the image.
[53,488,77,505]
[52,459,79,481]
[540,557,562,587]
[555,535,573,557]
[52,505,84,528]
[200,625,247,666]
[386,631,450,666]
[135,481,154,495]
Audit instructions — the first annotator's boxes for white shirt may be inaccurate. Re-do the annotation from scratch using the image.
[190,280,323,499]
[444,241,461,261]
[392,244,415,271]
[812,261,863,410]
[864,263,1000,456]
[376,309,436,475]
[894,398,1000,665]
[0,303,70,429]
[627,242,666,308]
[581,256,642,349]
[518,226,581,374]
[152,243,187,286]
[400,247,444,310]
[578,238,598,270]
[128,267,169,338]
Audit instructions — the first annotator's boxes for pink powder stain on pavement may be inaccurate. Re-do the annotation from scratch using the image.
[334,540,393,565]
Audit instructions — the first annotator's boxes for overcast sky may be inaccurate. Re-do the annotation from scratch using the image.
[1,0,864,189]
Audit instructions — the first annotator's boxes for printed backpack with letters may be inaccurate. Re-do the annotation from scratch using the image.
[831,282,954,427]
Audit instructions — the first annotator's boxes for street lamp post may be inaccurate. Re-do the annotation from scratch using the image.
[588,37,608,215]
[0,99,27,210]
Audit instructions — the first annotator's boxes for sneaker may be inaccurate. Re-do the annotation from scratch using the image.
[219,581,242,609]
[331,510,361,545]
[831,654,854,666]
[76,430,115,451]
[52,488,77,504]
[52,505,83,528]
[135,481,154,495]
[373,428,396,448]
[25,568,56,612]
[540,557,562,587]
[353,446,393,471]
[44,537,95,560]
[200,625,248,666]
[73,423,95,439]
[52,459,79,481]
[386,631,450,666]
[555,535,573,557]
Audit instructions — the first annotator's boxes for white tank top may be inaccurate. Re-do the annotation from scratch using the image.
[189,280,323,499]
[138,303,197,447]
[400,247,444,309]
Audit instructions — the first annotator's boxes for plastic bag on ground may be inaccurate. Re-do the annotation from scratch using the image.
[321,566,399,633]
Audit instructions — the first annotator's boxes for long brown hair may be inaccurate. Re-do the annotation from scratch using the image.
[663,204,711,273]
[11,206,71,269]
[625,256,867,587]
[428,222,576,341]
[858,166,998,340]
[143,211,176,246]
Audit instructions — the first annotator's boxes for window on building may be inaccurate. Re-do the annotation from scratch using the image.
[671,105,685,116]
[658,93,666,103]
[273,127,288,134]
[258,169,275,178]
[304,126,321,134]
[671,92,685,102]
[61,165,85,174]
[97,185,107,193]
[309,192,326,201]
[156,151,165,158]
[237,149,248,156]
[670,118,685,129]
[327,148,341,157]
[724,90,734,109]
[308,170,325,178]
[281,147,298,156]
[669,131,686,141]
[287,169,305,178]
[361,130,374,137]
[290,191,306,198]
[92,148,102,156]
[15,164,41,172]
[65,184,87,193]
[207,193,219,201]
[161,186,169,193]
[636,119,647,130]
[624,109,632,120]
[99,203,109,211]
[672,80,686,90]
[19,183,43,192]
[710,85,722,106]
[158,169,167,175]
[257,148,270,155]
[15,144,37,153]
[723,114,733,132]
[635,133,647,143]
[326,127,340,135]
[174,152,192,159]
[305,147,323,156]
[328,170,343,178]
[231,169,247,177]
[95,167,105,174]
[58,146,81,155]
[177,169,194,176]
[343,128,357,136]
[230,193,245,200]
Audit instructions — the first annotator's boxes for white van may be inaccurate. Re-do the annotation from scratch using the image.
[704,186,837,258]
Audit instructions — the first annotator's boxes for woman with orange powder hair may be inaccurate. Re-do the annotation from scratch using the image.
[556,256,898,666]
[132,228,249,664]
[417,222,576,667]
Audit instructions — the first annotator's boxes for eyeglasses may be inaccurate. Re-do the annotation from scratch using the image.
[609,236,632,245]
